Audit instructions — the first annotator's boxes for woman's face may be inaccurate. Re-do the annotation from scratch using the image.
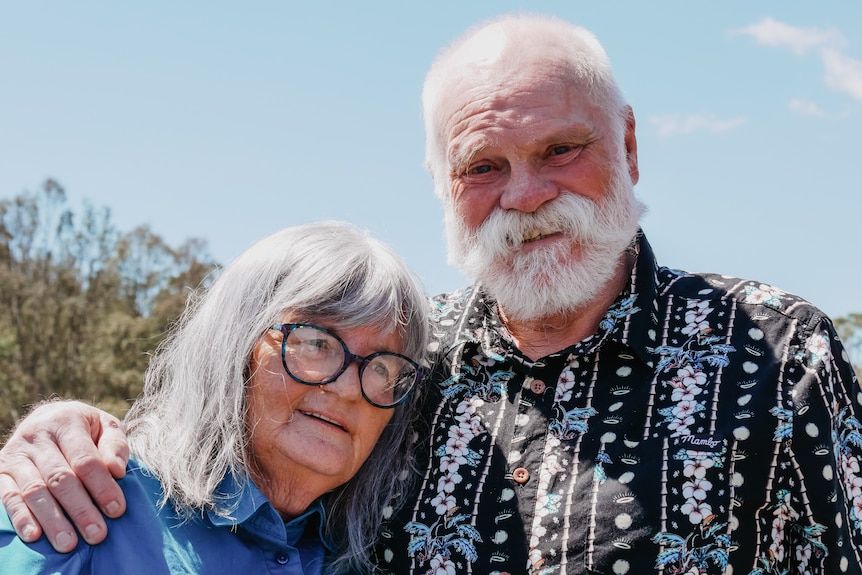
[245,316,400,517]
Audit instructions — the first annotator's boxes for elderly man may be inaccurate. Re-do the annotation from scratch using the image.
[2,14,861,575]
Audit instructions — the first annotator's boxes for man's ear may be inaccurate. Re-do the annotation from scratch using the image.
[623,106,639,185]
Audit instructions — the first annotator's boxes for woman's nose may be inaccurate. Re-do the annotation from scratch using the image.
[324,361,364,401]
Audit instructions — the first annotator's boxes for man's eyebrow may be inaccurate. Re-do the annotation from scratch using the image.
[535,126,594,147]
[448,142,485,175]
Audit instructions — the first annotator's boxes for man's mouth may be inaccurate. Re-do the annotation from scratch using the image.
[522,229,558,243]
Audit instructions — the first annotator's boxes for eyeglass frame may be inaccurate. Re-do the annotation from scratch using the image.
[269,322,424,409]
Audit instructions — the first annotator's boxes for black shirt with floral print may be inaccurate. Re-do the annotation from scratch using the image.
[375,233,862,575]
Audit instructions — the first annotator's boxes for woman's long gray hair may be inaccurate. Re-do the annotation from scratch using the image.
[124,220,429,574]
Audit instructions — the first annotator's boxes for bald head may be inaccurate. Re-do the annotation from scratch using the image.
[422,14,628,196]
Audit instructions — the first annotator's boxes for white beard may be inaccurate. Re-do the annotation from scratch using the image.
[445,168,645,322]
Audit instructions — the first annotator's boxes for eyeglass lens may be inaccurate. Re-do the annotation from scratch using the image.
[282,325,416,407]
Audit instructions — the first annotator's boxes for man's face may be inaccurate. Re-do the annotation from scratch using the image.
[440,65,643,320]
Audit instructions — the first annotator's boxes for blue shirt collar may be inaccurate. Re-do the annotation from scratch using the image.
[206,471,334,553]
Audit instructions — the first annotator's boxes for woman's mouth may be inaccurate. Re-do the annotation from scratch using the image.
[299,410,347,431]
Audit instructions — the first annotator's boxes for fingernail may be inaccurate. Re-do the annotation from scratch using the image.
[85,523,102,539]
[21,524,38,541]
[56,531,75,550]
[105,500,121,516]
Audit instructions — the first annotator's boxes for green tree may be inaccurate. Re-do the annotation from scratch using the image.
[835,313,862,375]
[0,180,217,436]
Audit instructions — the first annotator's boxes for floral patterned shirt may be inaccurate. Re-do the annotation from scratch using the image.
[375,233,862,575]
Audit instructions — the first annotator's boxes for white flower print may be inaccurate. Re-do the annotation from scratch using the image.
[681,301,712,336]
[805,332,830,365]
[445,434,471,459]
[682,476,713,501]
[431,397,485,516]
[683,456,715,480]
[796,543,813,571]
[841,453,862,526]
[437,471,463,494]
[768,491,800,563]
[528,524,548,568]
[742,283,786,308]
[430,492,456,515]
[668,366,706,402]
[770,519,787,563]
[680,497,713,524]
[555,369,576,402]
[455,397,485,435]
[666,400,701,435]
[429,555,456,575]
[439,453,465,474]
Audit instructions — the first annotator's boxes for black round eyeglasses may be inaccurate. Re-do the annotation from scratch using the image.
[269,323,423,408]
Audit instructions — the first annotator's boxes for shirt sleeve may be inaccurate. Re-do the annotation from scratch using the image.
[0,513,89,574]
[785,314,862,572]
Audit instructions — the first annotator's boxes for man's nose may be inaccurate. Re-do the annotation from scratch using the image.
[499,166,559,213]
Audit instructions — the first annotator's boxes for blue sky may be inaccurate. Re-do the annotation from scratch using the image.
[1,1,860,319]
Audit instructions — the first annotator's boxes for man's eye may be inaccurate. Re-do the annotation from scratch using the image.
[550,145,575,156]
[468,164,493,175]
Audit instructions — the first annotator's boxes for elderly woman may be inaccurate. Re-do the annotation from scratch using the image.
[0,221,429,574]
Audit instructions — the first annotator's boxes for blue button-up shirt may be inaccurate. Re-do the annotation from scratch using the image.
[0,459,331,574]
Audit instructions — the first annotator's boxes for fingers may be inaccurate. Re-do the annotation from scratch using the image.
[0,471,42,543]
[0,445,82,552]
[56,410,129,522]
[0,401,129,552]
[95,411,130,484]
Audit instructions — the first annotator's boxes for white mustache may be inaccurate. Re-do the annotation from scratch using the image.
[478,193,601,255]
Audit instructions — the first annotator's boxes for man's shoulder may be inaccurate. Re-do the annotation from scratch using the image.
[424,284,490,355]
[430,284,478,305]
[428,284,484,323]
[656,266,829,326]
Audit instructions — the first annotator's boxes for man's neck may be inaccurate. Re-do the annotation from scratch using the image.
[498,254,634,361]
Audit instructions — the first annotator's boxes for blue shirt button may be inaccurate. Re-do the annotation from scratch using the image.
[275,551,289,565]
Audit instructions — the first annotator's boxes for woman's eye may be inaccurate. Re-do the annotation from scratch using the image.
[299,339,331,353]
[550,145,575,156]
[371,362,391,379]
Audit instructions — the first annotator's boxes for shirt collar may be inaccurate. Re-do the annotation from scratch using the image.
[207,471,335,553]
[614,231,663,368]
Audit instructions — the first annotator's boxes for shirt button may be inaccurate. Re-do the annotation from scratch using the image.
[529,379,546,394]
[512,467,530,484]
[275,551,289,565]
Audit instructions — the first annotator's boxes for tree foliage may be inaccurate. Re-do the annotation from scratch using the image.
[0,180,217,437]
[835,312,862,375]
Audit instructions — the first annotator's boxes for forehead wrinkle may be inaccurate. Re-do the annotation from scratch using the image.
[442,68,606,177]
[444,96,538,159]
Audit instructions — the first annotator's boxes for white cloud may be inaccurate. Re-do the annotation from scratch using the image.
[648,114,748,137]
[732,17,845,55]
[821,48,862,102]
[734,18,862,103]
[788,98,828,117]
